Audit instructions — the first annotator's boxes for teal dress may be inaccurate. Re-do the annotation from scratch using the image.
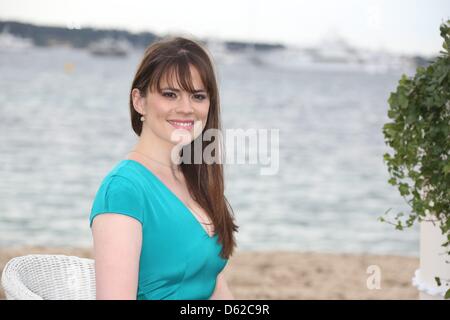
[89,159,228,300]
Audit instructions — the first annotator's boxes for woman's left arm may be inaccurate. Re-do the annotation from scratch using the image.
[209,270,234,300]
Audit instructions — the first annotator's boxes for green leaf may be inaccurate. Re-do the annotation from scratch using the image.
[388,177,397,186]
[398,93,409,109]
[445,288,450,299]
[443,162,450,175]
[388,92,398,107]
[396,212,405,218]
[399,183,410,196]
[437,72,447,84]
[387,109,396,119]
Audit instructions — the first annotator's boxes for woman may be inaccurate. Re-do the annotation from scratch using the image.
[89,36,239,300]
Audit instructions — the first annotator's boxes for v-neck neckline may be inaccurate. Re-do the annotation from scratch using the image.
[124,159,217,239]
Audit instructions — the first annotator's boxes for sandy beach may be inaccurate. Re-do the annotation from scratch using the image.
[0,246,419,299]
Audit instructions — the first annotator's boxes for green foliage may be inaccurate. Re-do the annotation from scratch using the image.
[381,20,450,299]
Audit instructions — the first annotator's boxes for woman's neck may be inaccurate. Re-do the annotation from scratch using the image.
[129,129,183,178]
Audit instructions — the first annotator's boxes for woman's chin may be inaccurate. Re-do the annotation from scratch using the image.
[168,130,194,146]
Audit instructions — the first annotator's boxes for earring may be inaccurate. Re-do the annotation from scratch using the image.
[140,115,145,122]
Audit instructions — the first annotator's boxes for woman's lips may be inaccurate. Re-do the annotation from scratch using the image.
[167,120,194,130]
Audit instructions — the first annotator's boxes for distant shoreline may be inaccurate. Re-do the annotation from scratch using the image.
[0,20,285,51]
[0,246,419,299]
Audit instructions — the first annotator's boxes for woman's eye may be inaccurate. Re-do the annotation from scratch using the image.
[194,94,207,101]
[162,92,176,98]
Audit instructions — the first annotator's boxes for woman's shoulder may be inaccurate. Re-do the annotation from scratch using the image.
[100,160,144,186]
[90,160,147,227]
[92,160,149,202]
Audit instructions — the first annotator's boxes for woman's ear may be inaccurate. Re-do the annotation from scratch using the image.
[131,88,146,115]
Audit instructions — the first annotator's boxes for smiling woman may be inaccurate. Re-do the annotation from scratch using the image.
[133,63,210,140]
[89,36,239,300]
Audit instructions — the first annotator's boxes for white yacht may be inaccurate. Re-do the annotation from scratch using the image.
[88,37,131,57]
[0,26,34,52]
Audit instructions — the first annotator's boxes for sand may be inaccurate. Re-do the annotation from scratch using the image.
[0,246,419,299]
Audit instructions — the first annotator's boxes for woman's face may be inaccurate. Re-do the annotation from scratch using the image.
[133,64,210,146]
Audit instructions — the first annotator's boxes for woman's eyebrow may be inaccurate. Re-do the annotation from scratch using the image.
[161,86,206,93]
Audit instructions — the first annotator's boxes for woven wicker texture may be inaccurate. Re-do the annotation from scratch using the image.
[1,254,96,300]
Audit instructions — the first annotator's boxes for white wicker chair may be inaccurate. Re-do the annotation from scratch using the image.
[1,254,96,300]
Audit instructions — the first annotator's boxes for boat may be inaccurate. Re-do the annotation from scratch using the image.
[88,37,131,57]
[0,26,34,52]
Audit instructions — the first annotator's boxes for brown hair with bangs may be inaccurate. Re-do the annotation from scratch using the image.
[129,36,239,259]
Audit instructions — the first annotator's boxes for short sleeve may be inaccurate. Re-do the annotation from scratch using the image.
[89,175,145,228]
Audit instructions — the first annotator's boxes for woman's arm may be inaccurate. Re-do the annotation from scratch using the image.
[91,213,142,300]
[209,270,234,300]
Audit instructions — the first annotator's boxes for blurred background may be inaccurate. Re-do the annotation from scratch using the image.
[0,0,448,261]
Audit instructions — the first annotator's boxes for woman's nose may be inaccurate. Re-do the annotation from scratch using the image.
[176,94,194,113]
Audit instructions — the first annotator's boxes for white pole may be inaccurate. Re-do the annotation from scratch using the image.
[412,215,450,299]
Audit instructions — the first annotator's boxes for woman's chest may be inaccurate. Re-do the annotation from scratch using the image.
[150,172,214,237]
[137,202,225,296]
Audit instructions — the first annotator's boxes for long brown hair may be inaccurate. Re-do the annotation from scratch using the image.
[129,36,238,259]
